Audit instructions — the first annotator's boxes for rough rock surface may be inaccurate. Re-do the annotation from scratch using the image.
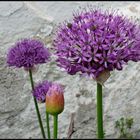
[0,1,140,139]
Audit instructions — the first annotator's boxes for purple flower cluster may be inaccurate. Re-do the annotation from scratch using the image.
[53,8,140,78]
[33,80,52,103]
[7,38,50,69]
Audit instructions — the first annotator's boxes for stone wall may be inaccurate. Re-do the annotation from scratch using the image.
[0,1,140,138]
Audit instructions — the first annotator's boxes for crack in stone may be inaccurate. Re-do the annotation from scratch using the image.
[0,3,24,17]
[24,2,53,22]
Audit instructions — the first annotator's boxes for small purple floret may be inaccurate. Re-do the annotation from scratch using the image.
[33,80,52,103]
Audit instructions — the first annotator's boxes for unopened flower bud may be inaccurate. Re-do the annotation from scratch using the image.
[46,83,64,115]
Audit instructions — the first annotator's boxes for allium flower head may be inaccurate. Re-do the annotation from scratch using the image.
[33,80,52,103]
[7,38,50,69]
[46,83,64,115]
[53,7,140,79]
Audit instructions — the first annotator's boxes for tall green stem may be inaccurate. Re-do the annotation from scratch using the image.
[53,115,58,139]
[29,69,46,139]
[46,112,51,139]
[97,82,104,139]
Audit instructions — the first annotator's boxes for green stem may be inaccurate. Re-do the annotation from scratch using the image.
[53,115,58,139]
[97,82,104,139]
[29,69,46,139]
[46,112,51,139]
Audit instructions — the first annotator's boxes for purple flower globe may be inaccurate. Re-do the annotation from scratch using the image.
[7,38,51,69]
[33,80,52,103]
[53,8,140,79]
